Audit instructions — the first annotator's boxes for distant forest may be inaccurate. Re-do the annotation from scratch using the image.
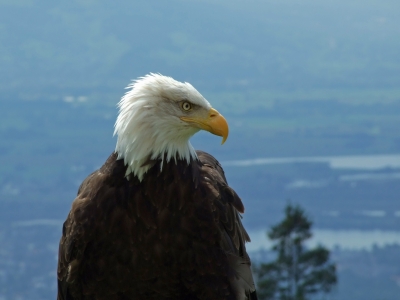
[0,0,400,96]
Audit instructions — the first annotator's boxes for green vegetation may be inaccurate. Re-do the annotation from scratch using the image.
[0,0,400,93]
[256,204,337,300]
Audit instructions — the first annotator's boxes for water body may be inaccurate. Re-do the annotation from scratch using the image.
[247,229,400,251]
[14,220,400,252]
[223,153,400,170]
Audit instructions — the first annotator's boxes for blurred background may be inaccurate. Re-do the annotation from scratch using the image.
[1,0,400,299]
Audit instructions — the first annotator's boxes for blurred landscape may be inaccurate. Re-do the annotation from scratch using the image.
[0,0,400,299]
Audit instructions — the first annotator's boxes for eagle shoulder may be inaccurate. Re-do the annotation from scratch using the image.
[57,153,128,299]
[196,150,257,300]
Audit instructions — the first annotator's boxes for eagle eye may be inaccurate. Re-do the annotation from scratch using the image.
[181,101,192,111]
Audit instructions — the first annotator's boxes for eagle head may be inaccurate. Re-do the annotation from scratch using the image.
[114,73,229,180]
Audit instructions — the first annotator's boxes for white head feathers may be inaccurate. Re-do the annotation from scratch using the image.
[114,73,211,180]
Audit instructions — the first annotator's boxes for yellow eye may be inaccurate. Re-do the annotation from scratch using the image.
[181,101,192,111]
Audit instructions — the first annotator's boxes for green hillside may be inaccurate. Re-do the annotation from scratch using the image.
[1,0,400,94]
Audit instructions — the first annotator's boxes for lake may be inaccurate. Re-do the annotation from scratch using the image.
[247,228,400,251]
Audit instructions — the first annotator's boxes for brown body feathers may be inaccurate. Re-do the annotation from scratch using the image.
[57,151,257,300]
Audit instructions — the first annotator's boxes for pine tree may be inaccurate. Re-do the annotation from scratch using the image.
[256,204,337,300]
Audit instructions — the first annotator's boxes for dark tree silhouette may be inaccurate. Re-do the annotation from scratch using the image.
[256,204,337,300]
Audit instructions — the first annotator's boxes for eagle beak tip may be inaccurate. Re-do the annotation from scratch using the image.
[221,136,227,145]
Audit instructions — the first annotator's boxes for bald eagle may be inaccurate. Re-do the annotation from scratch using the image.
[57,74,257,300]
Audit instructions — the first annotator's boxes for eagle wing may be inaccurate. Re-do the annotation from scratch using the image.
[196,150,258,300]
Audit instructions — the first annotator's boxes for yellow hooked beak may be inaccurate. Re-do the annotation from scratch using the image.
[180,108,229,144]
